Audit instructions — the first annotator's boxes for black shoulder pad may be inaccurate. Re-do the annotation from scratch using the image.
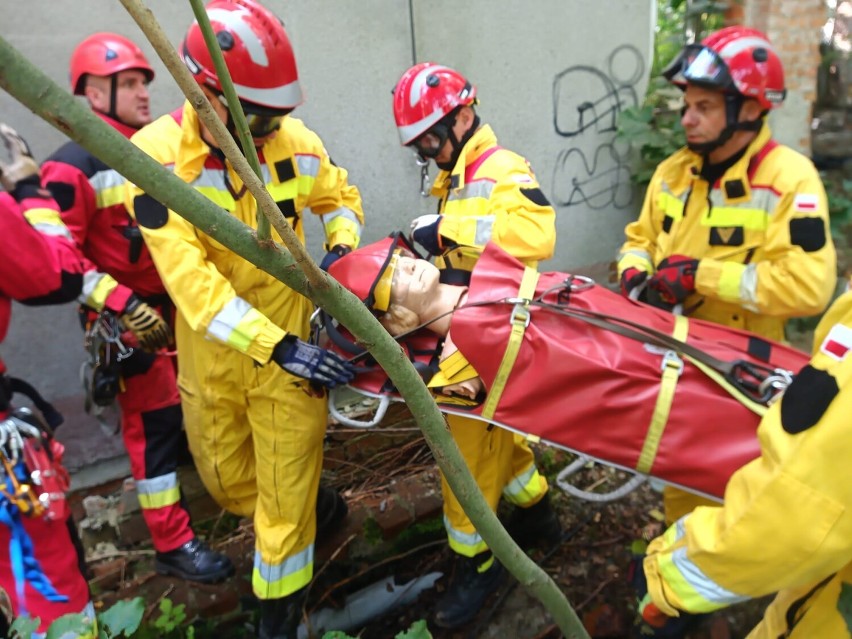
[520,187,551,207]
[134,194,169,229]
[790,217,827,253]
[44,181,77,212]
[780,364,838,434]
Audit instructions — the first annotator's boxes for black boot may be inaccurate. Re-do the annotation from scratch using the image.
[316,485,348,543]
[155,537,234,584]
[505,494,562,550]
[433,552,505,629]
[257,591,303,639]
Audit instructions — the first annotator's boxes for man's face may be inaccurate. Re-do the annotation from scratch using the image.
[390,255,440,314]
[86,70,152,128]
[205,88,281,147]
[681,84,727,151]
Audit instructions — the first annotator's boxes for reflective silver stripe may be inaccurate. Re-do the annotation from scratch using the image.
[295,154,320,178]
[503,465,537,500]
[473,217,495,245]
[194,167,229,190]
[78,271,112,305]
[447,180,496,202]
[617,248,653,263]
[670,545,750,606]
[207,297,253,343]
[136,472,178,495]
[739,263,759,312]
[320,207,363,229]
[708,185,781,215]
[89,167,125,192]
[443,514,484,548]
[32,222,73,239]
[253,544,313,582]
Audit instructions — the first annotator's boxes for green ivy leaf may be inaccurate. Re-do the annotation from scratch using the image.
[99,597,145,637]
[45,614,92,639]
[10,615,41,638]
[395,619,432,639]
[322,631,357,639]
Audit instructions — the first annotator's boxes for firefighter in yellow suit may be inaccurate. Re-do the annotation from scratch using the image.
[125,3,361,637]
[617,27,836,524]
[391,62,559,629]
[638,286,852,638]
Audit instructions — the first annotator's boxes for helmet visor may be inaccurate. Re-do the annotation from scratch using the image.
[663,44,734,92]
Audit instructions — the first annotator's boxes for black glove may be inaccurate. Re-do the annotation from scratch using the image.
[409,214,445,256]
[119,295,172,352]
[271,335,355,388]
[647,255,699,305]
[620,267,649,300]
[319,244,352,271]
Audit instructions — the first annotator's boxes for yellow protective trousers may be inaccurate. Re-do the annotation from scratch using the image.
[175,315,327,600]
[442,413,548,557]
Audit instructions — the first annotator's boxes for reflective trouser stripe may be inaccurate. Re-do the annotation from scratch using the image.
[253,545,314,599]
[444,514,488,558]
[136,472,181,509]
[502,464,544,506]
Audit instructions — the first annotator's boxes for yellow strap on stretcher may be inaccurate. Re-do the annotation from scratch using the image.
[636,315,688,474]
[481,265,539,421]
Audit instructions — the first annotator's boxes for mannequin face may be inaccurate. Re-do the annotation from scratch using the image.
[389,256,440,314]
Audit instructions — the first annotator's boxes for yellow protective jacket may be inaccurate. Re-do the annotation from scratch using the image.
[617,124,836,342]
[644,291,852,638]
[430,124,555,283]
[125,103,364,364]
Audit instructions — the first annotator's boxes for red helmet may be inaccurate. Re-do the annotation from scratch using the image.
[664,26,785,110]
[328,234,416,312]
[392,63,476,146]
[70,33,155,96]
[180,0,302,112]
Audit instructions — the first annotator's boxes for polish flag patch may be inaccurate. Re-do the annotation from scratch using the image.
[820,323,852,361]
[794,194,819,212]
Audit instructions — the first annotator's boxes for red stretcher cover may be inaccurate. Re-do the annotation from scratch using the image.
[334,244,810,500]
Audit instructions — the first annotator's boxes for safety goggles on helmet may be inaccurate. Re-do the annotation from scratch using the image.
[406,111,457,159]
[216,93,292,137]
[663,44,736,94]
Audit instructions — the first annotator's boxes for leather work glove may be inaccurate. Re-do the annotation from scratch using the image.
[409,214,445,256]
[647,255,699,305]
[270,335,355,388]
[119,295,172,352]
[0,123,41,199]
[319,244,352,271]
[620,267,649,301]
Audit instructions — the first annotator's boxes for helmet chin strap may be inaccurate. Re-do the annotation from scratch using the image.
[687,93,764,156]
[436,113,480,171]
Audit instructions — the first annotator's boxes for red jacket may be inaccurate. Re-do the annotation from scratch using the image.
[41,112,166,313]
[0,190,83,350]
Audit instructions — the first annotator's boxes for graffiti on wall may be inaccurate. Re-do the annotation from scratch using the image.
[551,45,644,210]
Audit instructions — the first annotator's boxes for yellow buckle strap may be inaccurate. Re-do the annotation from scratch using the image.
[481,265,539,420]
[636,315,689,474]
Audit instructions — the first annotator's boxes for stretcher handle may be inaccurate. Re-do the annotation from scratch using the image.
[328,387,390,428]
[555,455,647,502]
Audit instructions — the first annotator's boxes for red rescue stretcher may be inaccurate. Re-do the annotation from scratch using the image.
[326,244,809,502]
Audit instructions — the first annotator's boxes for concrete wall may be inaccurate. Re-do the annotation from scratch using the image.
[0,1,653,468]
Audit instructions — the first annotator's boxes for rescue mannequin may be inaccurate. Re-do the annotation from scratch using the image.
[41,31,233,584]
[616,26,837,527]
[328,236,809,505]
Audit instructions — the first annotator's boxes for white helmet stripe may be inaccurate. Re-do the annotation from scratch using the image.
[207,7,269,67]
[408,64,452,108]
[717,36,775,61]
[397,108,447,144]
[236,79,303,110]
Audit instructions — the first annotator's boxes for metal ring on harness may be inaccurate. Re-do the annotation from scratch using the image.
[327,386,391,428]
[555,455,648,502]
[757,368,794,404]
